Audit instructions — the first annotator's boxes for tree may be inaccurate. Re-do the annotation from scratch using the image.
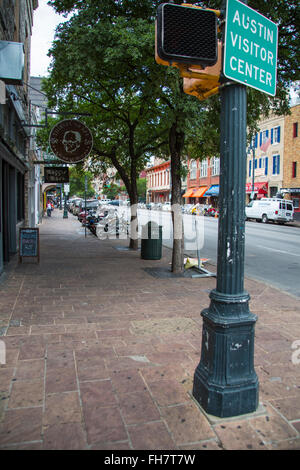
[102,183,120,200]
[69,166,95,198]
[45,0,299,272]
[42,5,169,249]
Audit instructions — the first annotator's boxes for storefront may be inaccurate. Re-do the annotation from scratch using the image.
[203,184,219,207]
[182,186,207,204]
[0,142,26,273]
[245,182,268,202]
[280,187,300,212]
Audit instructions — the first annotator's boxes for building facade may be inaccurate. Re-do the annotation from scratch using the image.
[282,104,300,212]
[246,113,284,203]
[184,156,220,207]
[146,160,171,203]
[0,0,38,273]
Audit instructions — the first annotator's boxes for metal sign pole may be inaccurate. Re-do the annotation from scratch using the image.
[193,0,259,418]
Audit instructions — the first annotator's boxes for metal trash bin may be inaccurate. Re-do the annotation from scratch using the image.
[141,221,162,260]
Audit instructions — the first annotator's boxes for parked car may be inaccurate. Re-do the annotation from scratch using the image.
[72,199,84,216]
[245,198,294,224]
[69,198,82,214]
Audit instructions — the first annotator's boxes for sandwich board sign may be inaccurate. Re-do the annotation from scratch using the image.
[223,0,278,96]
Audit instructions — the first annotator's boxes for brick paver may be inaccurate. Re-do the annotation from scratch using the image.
[0,209,300,450]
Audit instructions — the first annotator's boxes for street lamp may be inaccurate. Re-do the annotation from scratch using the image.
[63,183,69,219]
[247,136,256,200]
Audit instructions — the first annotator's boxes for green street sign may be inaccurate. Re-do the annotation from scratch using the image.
[224,0,278,96]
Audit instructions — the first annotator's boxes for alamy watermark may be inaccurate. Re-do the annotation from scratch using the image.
[0,340,6,365]
[95,204,205,251]
[291,340,300,365]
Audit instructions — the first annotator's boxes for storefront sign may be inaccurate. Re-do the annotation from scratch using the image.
[44,167,69,183]
[280,188,300,194]
[49,119,93,163]
[0,41,24,85]
[246,182,268,193]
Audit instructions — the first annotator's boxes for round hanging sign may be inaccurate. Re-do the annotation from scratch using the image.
[49,119,93,163]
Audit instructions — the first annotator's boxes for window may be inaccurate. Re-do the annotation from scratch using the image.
[272,154,280,175]
[271,126,281,144]
[293,198,299,209]
[292,162,297,178]
[293,123,298,138]
[189,160,197,179]
[211,157,220,176]
[200,159,208,177]
[261,130,269,144]
[258,156,268,175]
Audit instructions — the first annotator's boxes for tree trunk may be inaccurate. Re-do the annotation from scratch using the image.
[128,187,139,250]
[169,122,185,273]
[109,150,139,250]
[128,160,139,250]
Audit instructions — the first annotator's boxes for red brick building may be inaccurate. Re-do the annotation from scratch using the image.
[145,160,171,203]
[184,157,220,207]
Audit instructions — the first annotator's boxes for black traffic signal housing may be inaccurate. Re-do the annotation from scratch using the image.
[156,3,218,68]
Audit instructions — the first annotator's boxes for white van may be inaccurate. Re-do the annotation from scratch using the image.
[245,198,294,224]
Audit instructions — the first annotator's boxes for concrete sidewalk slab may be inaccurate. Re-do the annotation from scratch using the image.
[0,209,300,450]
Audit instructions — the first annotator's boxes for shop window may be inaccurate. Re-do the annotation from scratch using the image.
[293,198,299,209]
[270,186,278,197]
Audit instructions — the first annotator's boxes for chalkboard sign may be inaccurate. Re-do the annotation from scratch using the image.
[19,228,40,263]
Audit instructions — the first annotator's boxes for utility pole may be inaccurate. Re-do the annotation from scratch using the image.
[192,0,259,417]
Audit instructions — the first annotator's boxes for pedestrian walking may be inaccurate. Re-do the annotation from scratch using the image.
[47,201,52,217]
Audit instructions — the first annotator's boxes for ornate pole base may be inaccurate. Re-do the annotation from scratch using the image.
[193,290,259,418]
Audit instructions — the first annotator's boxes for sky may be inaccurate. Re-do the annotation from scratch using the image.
[30,0,69,77]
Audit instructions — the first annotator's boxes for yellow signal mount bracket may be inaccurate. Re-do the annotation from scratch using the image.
[182,4,221,17]
[182,40,222,101]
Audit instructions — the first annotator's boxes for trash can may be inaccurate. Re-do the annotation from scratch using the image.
[141,221,162,260]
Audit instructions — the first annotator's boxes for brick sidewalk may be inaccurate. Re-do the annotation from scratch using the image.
[0,209,300,450]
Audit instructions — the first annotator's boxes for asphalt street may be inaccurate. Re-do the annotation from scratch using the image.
[136,209,300,298]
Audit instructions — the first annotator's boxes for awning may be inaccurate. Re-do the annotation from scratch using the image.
[182,188,195,198]
[193,186,208,198]
[204,185,219,197]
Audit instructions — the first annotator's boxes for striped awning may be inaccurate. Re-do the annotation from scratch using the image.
[193,186,208,198]
[182,188,195,198]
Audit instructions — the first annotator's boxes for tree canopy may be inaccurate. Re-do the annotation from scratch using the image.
[42,0,299,263]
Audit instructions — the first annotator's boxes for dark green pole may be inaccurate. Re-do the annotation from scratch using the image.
[63,191,68,219]
[192,0,259,418]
